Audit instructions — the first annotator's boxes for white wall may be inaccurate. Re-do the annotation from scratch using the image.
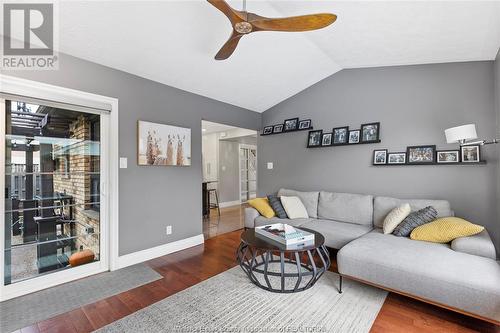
[202,133,218,181]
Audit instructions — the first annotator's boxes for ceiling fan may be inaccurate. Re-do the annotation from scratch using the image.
[207,0,337,60]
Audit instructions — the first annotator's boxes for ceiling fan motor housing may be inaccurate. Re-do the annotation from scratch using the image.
[235,21,252,34]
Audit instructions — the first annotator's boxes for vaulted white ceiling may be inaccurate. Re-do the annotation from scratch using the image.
[57,1,500,112]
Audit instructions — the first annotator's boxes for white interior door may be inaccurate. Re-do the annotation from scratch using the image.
[239,144,257,202]
[0,90,111,301]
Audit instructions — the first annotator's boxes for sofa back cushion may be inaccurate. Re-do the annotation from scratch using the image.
[318,191,374,226]
[373,196,452,228]
[278,189,319,218]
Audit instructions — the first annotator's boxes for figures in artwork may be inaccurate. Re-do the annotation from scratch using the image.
[139,122,191,166]
[146,130,165,165]
[166,135,175,165]
[176,135,185,166]
[146,130,161,164]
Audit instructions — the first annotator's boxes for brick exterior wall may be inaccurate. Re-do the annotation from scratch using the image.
[53,115,100,260]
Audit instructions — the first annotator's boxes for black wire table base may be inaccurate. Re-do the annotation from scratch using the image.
[237,243,335,293]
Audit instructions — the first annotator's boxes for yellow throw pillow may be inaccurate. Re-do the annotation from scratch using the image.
[410,217,484,243]
[248,198,276,219]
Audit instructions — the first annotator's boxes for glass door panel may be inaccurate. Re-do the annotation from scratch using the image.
[239,146,257,202]
[4,99,101,285]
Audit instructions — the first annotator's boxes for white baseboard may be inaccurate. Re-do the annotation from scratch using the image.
[218,200,241,208]
[114,234,204,270]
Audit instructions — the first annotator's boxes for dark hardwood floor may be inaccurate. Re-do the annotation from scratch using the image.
[16,205,500,333]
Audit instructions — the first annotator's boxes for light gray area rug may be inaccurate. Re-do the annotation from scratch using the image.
[1,263,162,333]
[97,266,388,333]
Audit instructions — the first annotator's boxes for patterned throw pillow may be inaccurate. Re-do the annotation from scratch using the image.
[392,206,437,237]
[267,195,288,219]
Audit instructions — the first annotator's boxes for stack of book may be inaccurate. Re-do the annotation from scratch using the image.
[255,223,314,246]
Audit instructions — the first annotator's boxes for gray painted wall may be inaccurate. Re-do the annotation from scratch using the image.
[259,61,499,257]
[7,52,261,255]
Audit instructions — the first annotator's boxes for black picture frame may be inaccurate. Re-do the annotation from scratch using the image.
[373,149,388,165]
[361,122,380,143]
[263,126,273,135]
[298,119,312,130]
[322,133,333,146]
[273,124,284,134]
[284,118,299,132]
[461,145,481,163]
[437,150,460,163]
[307,130,323,148]
[406,145,436,164]
[333,126,349,145]
[348,130,360,144]
[387,152,406,165]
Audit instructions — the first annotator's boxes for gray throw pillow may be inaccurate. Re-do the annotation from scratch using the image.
[267,195,288,219]
[392,206,437,237]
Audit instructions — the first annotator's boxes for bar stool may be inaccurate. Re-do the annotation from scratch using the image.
[207,188,221,217]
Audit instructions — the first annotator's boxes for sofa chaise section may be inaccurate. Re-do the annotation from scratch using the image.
[337,229,500,323]
[244,189,499,323]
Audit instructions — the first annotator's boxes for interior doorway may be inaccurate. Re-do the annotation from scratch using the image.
[201,120,257,239]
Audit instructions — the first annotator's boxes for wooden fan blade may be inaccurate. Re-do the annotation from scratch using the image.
[207,0,244,25]
[251,14,337,32]
[215,32,244,60]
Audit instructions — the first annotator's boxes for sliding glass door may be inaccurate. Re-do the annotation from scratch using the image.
[2,96,108,294]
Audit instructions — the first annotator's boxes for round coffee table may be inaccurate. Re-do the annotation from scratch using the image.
[237,227,335,293]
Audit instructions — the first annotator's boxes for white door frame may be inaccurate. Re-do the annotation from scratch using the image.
[0,75,119,301]
[238,144,257,203]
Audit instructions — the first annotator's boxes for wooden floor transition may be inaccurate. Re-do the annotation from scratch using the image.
[15,205,500,333]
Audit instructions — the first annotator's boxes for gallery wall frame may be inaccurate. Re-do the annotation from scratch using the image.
[261,118,313,136]
[372,145,486,166]
[307,122,381,149]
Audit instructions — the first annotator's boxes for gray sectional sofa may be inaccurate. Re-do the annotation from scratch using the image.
[244,188,500,324]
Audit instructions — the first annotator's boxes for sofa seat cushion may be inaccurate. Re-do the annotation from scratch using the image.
[300,219,373,249]
[318,191,373,226]
[278,189,319,218]
[337,229,500,322]
[373,196,452,228]
[254,216,312,228]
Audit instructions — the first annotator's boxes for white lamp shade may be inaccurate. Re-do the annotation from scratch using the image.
[445,124,478,143]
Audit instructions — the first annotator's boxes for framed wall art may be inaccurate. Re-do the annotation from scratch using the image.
[361,122,380,143]
[138,120,192,166]
[406,145,436,165]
